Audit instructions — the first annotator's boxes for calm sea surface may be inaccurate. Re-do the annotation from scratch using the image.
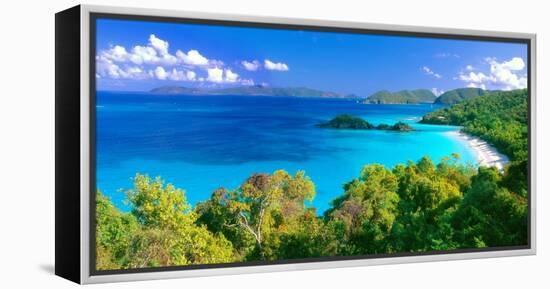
[96,91,476,213]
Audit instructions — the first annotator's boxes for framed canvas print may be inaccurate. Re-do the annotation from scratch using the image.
[55,4,536,284]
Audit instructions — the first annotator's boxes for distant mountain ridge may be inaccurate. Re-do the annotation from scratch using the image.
[150,85,359,98]
[150,85,492,104]
[434,88,489,104]
[364,89,436,104]
[364,87,491,105]
[149,86,205,95]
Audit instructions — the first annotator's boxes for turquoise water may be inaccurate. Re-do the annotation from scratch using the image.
[96,92,476,213]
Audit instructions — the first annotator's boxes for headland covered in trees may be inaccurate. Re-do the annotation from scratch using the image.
[95,88,529,270]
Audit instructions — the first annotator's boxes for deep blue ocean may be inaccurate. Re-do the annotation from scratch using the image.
[96,91,476,213]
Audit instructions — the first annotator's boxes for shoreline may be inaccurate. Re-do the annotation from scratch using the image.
[446,130,509,170]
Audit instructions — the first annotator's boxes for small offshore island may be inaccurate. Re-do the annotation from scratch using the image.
[317,114,414,132]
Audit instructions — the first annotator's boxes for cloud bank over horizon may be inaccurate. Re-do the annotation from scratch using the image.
[95,19,528,94]
[457,57,527,90]
[96,34,290,87]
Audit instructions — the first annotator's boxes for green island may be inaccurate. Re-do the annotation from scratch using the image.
[96,89,528,270]
[434,87,488,105]
[317,114,414,132]
[364,89,436,104]
[364,87,490,105]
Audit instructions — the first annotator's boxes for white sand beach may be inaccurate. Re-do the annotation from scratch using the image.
[446,131,509,170]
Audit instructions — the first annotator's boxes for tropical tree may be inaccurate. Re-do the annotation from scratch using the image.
[390,156,464,251]
[96,175,236,270]
[125,174,235,267]
[452,167,528,248]
[326,164,399,254]
[95,191,139,270]
[196,170,315,260]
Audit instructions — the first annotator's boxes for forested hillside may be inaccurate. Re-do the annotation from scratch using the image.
[96,155,527,269]
[421,89,528,193]
[364,89,436,104]
[434,88,488,104]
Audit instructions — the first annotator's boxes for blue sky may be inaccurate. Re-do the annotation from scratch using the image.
[96,18,528,96]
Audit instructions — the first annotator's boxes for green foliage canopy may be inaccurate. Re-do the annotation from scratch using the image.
[97,152,528,270]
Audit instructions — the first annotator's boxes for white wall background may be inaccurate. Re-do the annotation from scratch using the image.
[0,0,547,287]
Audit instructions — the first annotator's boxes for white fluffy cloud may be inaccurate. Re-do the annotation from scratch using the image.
[497,57,525,70]
[224,69,239,83]
[97,34,289,86]
[128,36,177,66]
[242,59,289,72]
[431,88,445,96]
[96,34,220,83]
[154,66,168,80]
[207,67,224,83]
[103,45,129,62]
[242,60,261,71]
[96,55,149,80]
[186,70,197,81]
[459,71,490,83]
[149,34,169,56]
[264,59,289,71]
[170,69,196,81]
[153,66,197,81]
[422,66,442,79]
[487,57,527,89]
[176,49,209,66]
[98,34,179,68]
[206,67,243,83]
[458,57,527,90]
[129,45,157,64]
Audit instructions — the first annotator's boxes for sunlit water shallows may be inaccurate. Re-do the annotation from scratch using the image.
[96,92,476,213]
